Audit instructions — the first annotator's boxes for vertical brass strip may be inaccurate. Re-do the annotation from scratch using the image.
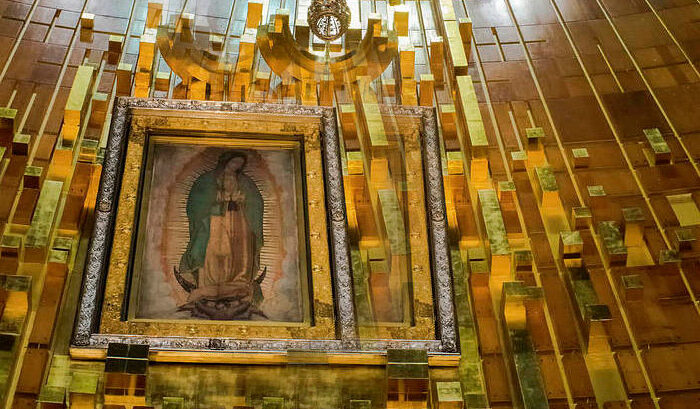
[596,44,624,93]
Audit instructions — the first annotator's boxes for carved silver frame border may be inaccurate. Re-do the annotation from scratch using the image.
[72,98,458,356]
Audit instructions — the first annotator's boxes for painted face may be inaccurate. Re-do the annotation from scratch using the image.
[225,156,245,173]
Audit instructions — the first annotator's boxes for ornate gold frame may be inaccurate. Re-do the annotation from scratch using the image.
[72,99,459,364]
[102,106,332,339]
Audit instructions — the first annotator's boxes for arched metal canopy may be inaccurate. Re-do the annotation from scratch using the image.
[257,10,397,83]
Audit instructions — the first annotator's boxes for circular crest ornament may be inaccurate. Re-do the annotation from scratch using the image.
[307,0,351,41]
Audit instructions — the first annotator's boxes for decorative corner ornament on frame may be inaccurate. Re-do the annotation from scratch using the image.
[71,98,458,363]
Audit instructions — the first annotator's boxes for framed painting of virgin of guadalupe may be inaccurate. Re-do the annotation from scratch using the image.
[129,138,310,324]
[73,99,354,357]
[72,98,458,362]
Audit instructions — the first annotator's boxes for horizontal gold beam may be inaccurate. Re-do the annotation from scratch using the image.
[69,347,460,366]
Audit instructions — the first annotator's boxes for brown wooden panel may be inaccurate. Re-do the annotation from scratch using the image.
[472,285,502,355]
[616,349,651,395]
[658,391,700,409]
[588,268,632,348]
[526,301,554,352]
[562,351,595,399]
[11,394,37,409]
[13,188,39,226]
[29,274,65,345]
[629,395,656,409]
[482,354,512,403]
[531,234,556,269]
[644,344,700,392]
[513,173,546,235]
[16,347,49,394]
[538,353,567,400]
[638,163,700,194]
[540,275,581,351]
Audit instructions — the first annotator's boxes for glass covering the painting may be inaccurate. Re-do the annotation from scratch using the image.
[129,137,309,324]
[340,107,436,341]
